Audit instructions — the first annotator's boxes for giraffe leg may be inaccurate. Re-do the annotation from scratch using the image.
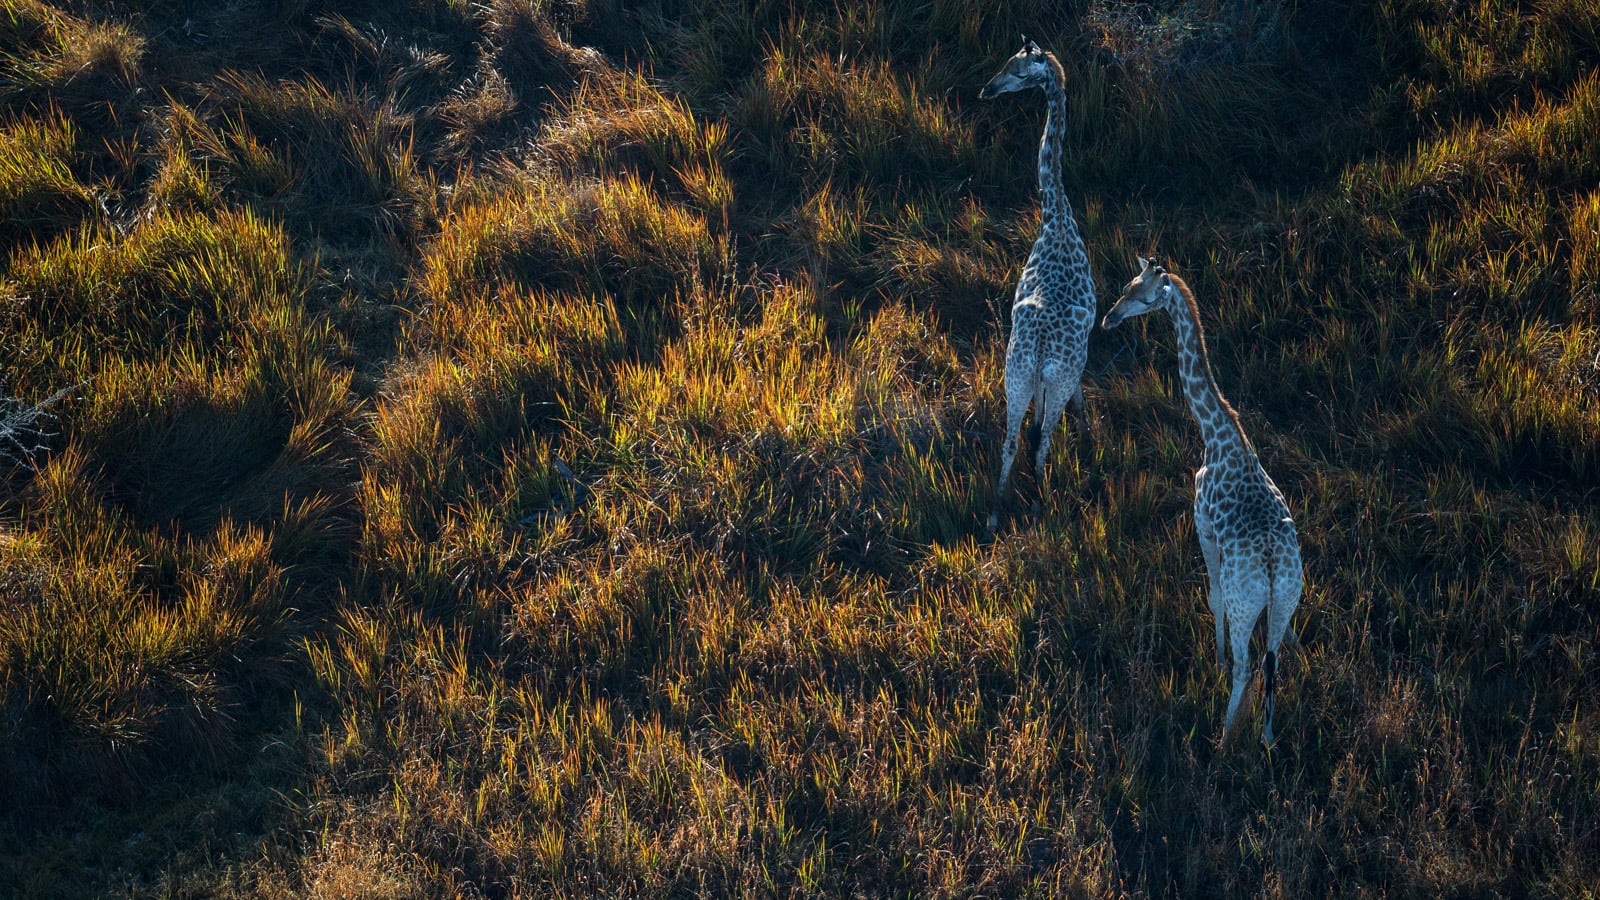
[1264,550,1302,657]
[1220,607,1253,745]
[1070,385,1090,443]
[1026,381,1046,513]
[1196,522,1226,669]
[1213,604,1228,673]
[988,371,1035,533]
[1030,377,1073,513]
[1261,554,1302,747]
[1262,650,1278,748]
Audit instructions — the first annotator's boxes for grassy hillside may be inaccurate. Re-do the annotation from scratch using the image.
[1,0,1597,895]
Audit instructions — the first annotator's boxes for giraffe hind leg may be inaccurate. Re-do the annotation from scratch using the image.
[1261,558,1300,746]
[1264,567,1301,657]
[1031,378,1074,513]
[988,372,1035,533]
[1213,607,1228,672]
[1220,607,1253,744]
[1262,649,1278,748]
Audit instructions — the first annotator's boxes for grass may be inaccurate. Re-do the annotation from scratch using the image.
[1,0,1598,896]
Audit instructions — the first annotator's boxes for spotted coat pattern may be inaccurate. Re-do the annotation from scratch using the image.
[1102,261,1303,746]
[980,43,1098,533]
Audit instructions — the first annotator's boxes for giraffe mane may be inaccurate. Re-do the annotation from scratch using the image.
[1039,48,1066,87]
[1163,272,1250,442]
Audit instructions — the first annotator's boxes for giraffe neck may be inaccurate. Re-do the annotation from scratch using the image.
[1036,63,1076,233]
[1165,281,1252,462]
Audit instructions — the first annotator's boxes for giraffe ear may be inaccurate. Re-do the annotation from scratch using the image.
[1137,255,1149,270]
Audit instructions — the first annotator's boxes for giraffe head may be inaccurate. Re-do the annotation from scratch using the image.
[1101,256,1176,329]
[979,39,1062,99]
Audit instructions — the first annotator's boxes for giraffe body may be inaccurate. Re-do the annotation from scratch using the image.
[1103,259,1302,746]
[980,41,1098,533]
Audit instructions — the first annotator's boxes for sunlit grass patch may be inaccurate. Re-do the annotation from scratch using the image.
[96,335,353,532]
[4,206,305,378]
[534,65,735,221]
[0,448,291,800]
[149,102,297,212]
[0,0,143,105]
[353,289,623,609]
[1466,320,1600,481]
[0,193,355,530]
[0,106,90,238]
[1379,0,1600,114]
[422,167,722,307]
[598,284,978,567]
[736,48,977,190]
[1347,70,1600,257]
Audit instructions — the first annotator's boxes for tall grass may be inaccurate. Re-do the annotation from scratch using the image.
[1,0,1597,896]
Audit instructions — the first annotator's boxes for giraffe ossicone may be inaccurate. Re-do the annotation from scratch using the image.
[1102,258,1304,747]
[979,40,1099,533]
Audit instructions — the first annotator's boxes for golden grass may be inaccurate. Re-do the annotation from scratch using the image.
[1,0,1597,897]
[0,106,88,236]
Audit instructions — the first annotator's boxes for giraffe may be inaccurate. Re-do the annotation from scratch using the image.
[979,39,1099,533]
[1101,258,1302,746]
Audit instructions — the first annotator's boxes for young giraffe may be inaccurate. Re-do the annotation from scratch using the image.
[1102,258,1302,746]
[979,40,1098,533]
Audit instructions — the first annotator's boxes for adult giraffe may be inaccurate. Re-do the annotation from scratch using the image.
[1103,257,1303,746]
[979,40,1099,534]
